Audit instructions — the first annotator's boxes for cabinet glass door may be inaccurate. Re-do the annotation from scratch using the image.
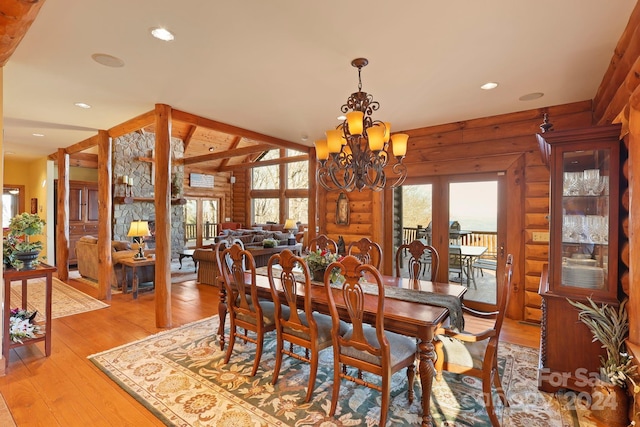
[560,149,610,291]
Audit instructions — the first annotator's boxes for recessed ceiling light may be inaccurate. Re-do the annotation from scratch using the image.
[74,102,91,109]
[91,53,125,68]
[150,27,175,41]
[32,133,45,137]
[337,115,346,121]
[519,92,544,101]
[208,147,215,152]
[480,82,499,90]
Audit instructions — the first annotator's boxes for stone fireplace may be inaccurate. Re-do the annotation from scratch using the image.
[112,132,185,257]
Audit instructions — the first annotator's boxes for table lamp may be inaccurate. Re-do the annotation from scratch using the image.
[127,220,151,260]
[283,219,297,245]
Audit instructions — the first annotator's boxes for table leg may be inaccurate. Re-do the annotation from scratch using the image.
[417,336,436,427]
[3,277,10,370]
[132,267,139,299]
[21,279,28,309]
[44,273,52,356]
[217,279,227,350]
[121,264,128,294]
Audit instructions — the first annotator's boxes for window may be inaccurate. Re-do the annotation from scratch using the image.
[3,186,24,229]
[250,149,309,225]
[253,198,279,224]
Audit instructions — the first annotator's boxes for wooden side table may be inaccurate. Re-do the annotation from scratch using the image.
[3,263,57,371]
[119,256,156,299]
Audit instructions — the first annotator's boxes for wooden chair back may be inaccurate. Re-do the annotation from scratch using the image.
[395,239,439,281]
[347,237,382,269]
[307,234,338,253]
[325,255,389,371]
[219,244,261,326]
[267,249,314,341]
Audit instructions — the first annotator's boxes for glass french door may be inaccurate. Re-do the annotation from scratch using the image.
[397,173,505,311]
[184,197,220,248]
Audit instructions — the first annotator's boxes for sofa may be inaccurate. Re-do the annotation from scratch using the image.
[75,235,155,291]
[193,241,302,286]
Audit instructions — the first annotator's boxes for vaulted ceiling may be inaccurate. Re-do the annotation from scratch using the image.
[2,0,637,173]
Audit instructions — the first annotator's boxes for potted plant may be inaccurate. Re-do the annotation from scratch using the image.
[567,297,638,426]
[4,212,46,270]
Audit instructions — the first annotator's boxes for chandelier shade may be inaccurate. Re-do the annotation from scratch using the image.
[316,58,408,192]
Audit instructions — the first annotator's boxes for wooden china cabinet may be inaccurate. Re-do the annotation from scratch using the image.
[537,124,622,393]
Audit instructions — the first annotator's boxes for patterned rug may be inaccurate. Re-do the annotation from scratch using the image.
[10,277,109,322]
[88,316,578,426]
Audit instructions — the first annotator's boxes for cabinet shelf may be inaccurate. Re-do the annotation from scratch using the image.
[114,196,186,205]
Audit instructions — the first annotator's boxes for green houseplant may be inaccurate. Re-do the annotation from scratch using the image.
[567,297,638,425]
[4,212,46,270]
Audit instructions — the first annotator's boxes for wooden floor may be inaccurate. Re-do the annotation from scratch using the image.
[0,276,541,426]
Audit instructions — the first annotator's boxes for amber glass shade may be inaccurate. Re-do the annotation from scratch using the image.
[315,139,329,161]
[346,111,364,135]
[391,133,409,157]
[326,129,342,153]
[367,125,385,151]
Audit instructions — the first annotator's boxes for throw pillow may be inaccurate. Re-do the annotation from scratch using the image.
[112,241,132,251]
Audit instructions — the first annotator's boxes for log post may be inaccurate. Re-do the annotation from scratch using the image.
[97,130,112,300]
[56,149,69,282]
[154,104,172,328]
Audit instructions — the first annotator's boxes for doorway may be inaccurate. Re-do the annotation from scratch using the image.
[397,173,505,311]
[184,197,220,248]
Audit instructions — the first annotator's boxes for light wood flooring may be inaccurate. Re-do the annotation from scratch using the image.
[0,275,542,426]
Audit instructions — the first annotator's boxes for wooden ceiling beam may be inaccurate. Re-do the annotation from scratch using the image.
[108,110,155,138]
[218,154,309,172]
[171,108,310,153]
[0,0,46,67]
[219,136,242,169]
[183,125,197,150]
[183,143,273,165]
[47,134,101,159]
[47,152,98,168]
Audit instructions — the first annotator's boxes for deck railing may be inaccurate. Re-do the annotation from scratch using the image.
[185,222,219,241]
[401,227,497,260]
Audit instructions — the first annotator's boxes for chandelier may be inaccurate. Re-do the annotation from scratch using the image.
[315,58,408,192]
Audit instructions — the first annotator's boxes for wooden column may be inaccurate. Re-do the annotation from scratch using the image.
[97,130,112,300]
[56,149,69,282]
[308,148,317,244]
[628,92,640,344]
[154,104,172,328]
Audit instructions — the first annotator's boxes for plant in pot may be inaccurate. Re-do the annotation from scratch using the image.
[4,212,46,270]
[567,297,639,426]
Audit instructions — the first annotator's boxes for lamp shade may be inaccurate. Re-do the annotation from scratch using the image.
[127,220,151,237]
[346,111,364,135]
[391,133,409,157]
[315,139,329,161]
[283,219,296,231]
[367,125,385,151]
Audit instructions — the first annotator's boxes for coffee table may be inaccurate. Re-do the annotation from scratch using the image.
[120,256,156,299]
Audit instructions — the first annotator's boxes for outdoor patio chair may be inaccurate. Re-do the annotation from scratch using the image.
[435,254,514,427]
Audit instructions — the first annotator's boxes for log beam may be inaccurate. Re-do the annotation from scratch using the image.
[0,0,46,67]
[218,154,308,172]
[182,143,273,165]
[97,130,112,300]
[55,148,69,282]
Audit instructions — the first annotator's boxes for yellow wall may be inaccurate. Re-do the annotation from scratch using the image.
[3,158,50,261]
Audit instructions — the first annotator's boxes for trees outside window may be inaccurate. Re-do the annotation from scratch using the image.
[250,149,309,225]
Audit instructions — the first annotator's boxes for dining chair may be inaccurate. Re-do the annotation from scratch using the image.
[434,253,514,427]
[448,246,464,284]
[324,255,417,427]
[347,237,382,269]
[307,234,338,253]
[267,249,345,402]
[395,239,439,281]
[219,243,280,376]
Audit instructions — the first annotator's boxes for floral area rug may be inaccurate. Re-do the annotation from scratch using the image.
[88,316,578,426]
[10,277,109,322]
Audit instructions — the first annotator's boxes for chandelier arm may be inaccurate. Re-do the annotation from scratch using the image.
[388,161,408,188]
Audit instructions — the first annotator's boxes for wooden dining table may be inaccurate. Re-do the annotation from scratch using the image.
[215,269,467,427]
